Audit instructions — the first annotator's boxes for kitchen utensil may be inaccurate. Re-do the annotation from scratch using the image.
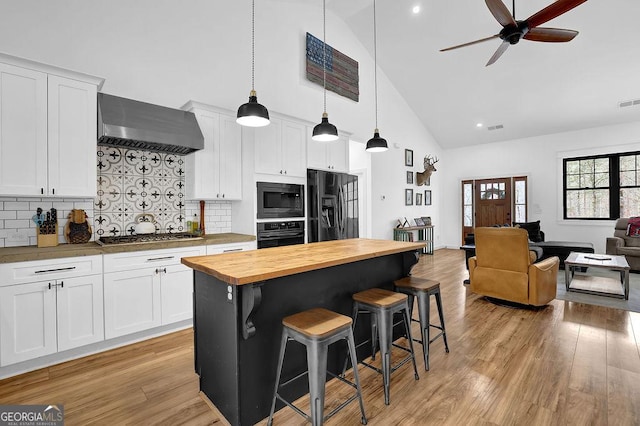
[134,213,156,234]
[64,209,92,244]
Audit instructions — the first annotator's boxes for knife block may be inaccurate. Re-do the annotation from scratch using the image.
[37,225,59,248]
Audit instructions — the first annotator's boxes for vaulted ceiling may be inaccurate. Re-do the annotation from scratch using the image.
[329,0,640,149]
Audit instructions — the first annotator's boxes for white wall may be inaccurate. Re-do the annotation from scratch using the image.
[0,0,441,241]
[441,121,640,253]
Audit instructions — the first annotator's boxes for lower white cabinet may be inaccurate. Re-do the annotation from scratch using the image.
[0,256,104,367]
[103,246,205,339]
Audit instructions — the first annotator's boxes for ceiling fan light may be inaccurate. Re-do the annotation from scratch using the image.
[312,113,339,142]
[365,129,388,152]
[237,90,270,127]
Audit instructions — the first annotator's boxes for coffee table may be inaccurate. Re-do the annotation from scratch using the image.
[564,252,630,300]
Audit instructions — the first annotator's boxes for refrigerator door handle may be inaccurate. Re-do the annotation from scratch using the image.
[338,184,345,236]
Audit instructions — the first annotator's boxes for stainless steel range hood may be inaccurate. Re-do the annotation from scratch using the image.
[97,93,204,155]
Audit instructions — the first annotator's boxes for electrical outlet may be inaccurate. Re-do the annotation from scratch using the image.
[8,230,30,242]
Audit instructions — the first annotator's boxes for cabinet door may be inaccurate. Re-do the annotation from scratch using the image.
[0,63,48,196]
[254,119,282,175]
[218,114,242,199]
[281,120,307,177]
[160,264,194,325]
[104,268,161,339]
[327,135,349,173]
[0,281,56,366]
[47,75,98,197]
[187,110,220,199]
[306,134,329,171]
[56,275,104,351]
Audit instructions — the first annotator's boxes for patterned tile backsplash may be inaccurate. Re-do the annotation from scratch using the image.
[0,147,233,248]
[96,146,187,237]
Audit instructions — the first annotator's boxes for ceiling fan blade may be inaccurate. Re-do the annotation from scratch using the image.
[526,0,587,29]
[440,35,500,52]
[486,41,510,66]
[485,0,517,27]
[524,27,579,42]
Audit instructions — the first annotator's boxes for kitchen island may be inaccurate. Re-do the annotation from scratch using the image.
[181,238,425,425]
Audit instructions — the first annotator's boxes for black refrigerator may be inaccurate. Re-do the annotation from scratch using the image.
[307,169,359,242]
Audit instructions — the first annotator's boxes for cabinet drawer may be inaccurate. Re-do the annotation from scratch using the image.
[104,246,205,272]
[0,255,103,287]
[207,241,257,255]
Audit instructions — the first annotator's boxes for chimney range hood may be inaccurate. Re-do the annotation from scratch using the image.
[97,93,204,155]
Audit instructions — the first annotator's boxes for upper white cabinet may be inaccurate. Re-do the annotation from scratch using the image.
[307,134,349,173]
[0,54,103,197]
[254,117,306,178]
[183,102,242,200]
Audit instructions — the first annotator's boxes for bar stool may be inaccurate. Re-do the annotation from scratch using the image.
[351,288,419,405]
[267,308,367,426]
[393,276,449,371]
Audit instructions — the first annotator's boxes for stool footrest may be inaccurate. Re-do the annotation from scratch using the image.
[275,394,310,422]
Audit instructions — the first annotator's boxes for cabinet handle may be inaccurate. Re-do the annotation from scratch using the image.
[217,194,220,198]
[223,248,243,253]
[52,188,55,195]
[222,194,225,198]
[35,266,76,274]
[279,170,283,174]
[155,267,168,274]
[48,283,52,290]
[163,267,167,274]
[41,188,44,195]
[59,281,64,288]
[284,170,287,175]
[146,256,174,262]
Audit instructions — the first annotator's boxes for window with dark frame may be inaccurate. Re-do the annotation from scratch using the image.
[563,150,640,219]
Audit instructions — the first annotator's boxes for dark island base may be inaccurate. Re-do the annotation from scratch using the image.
[193,251,418,426]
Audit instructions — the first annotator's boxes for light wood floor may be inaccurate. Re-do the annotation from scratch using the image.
[1,248,639,425]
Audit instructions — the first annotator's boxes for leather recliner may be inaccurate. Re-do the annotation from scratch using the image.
[468,227,559,306]
[606,218,640,271]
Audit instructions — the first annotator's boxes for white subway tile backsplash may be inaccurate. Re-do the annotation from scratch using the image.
[0,147,236,247]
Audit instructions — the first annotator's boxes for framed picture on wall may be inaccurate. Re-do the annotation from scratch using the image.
[416,192,423,205]
[425,190,432,205]
[405,149,413,167]
[405,189,413,205]
[406,171,413,184]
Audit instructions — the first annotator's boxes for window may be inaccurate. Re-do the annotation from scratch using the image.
[514,176,527,222]
[563,151,640,219]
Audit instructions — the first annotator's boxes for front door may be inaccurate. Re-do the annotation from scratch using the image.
[475,178,512,228]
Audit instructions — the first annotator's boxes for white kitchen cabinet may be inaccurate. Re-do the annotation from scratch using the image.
[307,134,349,173]
[183,102,242,200]
[0,54,103,197]
[206,241,257,255]
[0,255,103,366]
[254,117,306,177]
[103,246,205,338]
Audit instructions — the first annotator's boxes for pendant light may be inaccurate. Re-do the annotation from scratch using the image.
[365,0,388,152]
[312,0,339,142]
[237,0,270,127]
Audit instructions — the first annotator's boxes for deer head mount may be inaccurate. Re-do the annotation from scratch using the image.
[416,155,439,186]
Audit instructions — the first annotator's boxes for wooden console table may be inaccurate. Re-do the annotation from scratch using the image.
[393,225,433,254]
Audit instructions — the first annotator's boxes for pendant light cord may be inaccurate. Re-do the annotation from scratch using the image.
[251,0,255,91]
[322,0,327,114]
[373,0,379,129]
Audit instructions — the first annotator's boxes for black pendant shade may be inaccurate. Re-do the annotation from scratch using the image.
[312,112,339,142]
[365,129,388,152]
[237,90,270,127]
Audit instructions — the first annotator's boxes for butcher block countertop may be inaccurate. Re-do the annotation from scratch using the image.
[181,238,425,285]
[0,233,255,263]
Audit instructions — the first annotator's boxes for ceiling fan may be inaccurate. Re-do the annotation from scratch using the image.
[440,0,587,66]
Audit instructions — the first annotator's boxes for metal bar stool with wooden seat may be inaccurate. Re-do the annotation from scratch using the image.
[393,276,449,371]
[350,288,419,405]
[267,308,367,426]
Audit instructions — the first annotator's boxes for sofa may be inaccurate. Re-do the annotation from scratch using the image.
[606,218,640,270]
[468,227,559,306]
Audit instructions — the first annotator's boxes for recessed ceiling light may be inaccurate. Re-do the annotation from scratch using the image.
[476,123,483,128]
[412,5,420,14]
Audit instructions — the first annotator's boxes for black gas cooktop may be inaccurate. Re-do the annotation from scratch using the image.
[97,232,202,246]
